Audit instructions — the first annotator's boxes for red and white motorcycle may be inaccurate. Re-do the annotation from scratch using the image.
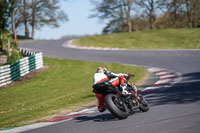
[94,75,149,119]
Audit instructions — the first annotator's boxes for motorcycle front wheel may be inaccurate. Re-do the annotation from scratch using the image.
[138,95,149,112]
[105,94,129,119]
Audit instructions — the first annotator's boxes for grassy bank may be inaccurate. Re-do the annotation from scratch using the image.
[76,28,200,49]
[0,57,146,128]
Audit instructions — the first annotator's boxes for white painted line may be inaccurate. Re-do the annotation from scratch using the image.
[148,68,163,73]
[155,79,172,84]
[68,107,98,115]
[160,74,176,79]
[155,71,171,76]
[0,107,98,133]
[63,40,126,51]
[142,86,160,91]
[0,122,56,133]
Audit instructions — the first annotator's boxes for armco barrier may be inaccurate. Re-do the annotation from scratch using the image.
[0,50,43,87]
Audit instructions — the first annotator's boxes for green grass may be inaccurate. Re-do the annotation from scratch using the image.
[76,28,200,49]
[0,57,146,128]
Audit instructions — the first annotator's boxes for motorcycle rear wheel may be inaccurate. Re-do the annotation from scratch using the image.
[105,94,129,119]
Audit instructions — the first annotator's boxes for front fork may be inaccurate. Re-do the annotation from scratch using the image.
[130,84,139,103]
[115,84,139,110]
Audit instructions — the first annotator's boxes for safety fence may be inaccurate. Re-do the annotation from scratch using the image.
[0,49,43,87]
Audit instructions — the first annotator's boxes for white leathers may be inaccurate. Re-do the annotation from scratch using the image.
[112,73,126,77]
[107,71,127,77]
[93,71,127,85]
[93,73,108,85]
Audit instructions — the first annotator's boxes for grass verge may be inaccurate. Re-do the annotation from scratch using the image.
[75,28,200,49]
[0,57,146,128]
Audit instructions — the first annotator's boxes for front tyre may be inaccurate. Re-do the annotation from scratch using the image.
[138,95,149,112]
[105,94,129,119]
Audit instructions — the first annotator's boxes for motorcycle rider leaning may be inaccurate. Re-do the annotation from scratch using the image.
[93,67,134,112]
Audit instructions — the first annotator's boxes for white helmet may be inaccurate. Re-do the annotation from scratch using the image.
[96,67,108,73]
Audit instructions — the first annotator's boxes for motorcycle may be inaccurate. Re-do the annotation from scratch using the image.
[93,74,149,119]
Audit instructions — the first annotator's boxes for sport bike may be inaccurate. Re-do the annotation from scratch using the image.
[93,75,149,119]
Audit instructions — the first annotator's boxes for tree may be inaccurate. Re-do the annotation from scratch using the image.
[167,0,183,26]
[30,0,68,38]
[0,0,10,30]
[136,0,160,29]
[90,0,135,33]
[122,0,134,32]
[23,0,30,37]
[10,0,18,40]
[9,0,29,39]
[31,0,36,38]
[185,0,200,28]
[3,0,68,39]
[90,0,123,33]
[185,0,192,27]
[155,0,200,28]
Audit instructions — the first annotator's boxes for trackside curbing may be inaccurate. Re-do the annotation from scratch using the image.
[0,49,43,88]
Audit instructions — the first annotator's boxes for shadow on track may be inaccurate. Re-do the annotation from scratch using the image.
[142,72,200,106]
[74,113,117,123]
[74,111,139,123]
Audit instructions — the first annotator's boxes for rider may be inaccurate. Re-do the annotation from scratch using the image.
[93,67,133,112]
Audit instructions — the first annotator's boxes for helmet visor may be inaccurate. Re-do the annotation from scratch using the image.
[97,67,106,73]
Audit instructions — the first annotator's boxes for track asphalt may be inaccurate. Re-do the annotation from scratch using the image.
[2,37,200,133]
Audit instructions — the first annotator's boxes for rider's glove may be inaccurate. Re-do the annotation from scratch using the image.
[127,73,134,78]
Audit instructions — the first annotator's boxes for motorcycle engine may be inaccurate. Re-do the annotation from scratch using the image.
[127,95,138,110]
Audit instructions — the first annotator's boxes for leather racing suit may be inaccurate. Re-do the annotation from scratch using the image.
[93,71,129,112]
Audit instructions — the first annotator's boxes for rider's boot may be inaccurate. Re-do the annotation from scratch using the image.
[95,93,106,112]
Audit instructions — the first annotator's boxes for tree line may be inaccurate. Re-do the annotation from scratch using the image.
[90,0,200,33]
[0,0,68,39]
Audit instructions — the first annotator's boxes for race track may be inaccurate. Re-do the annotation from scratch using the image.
[18,37,200,133]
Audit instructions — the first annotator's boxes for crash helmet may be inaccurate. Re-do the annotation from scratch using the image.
[96,67,108,73]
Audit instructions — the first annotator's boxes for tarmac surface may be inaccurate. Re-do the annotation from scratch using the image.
[18,37,200,133]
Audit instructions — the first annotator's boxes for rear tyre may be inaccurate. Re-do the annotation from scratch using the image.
[105,94,129,119]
